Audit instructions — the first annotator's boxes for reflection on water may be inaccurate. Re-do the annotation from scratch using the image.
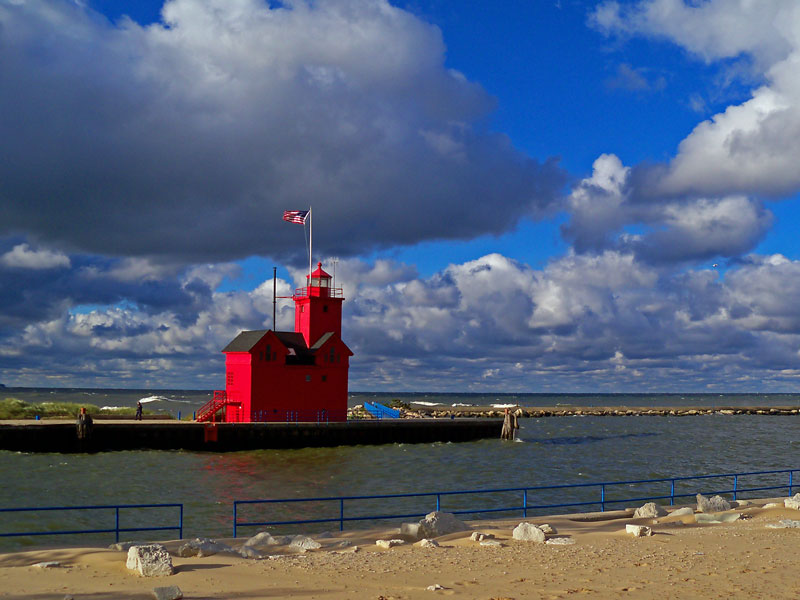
[0,414,798,550]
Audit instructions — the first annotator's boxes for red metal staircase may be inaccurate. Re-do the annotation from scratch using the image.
[196,390,242,422]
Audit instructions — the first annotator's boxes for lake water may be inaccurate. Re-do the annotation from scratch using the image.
[1,388,798,551]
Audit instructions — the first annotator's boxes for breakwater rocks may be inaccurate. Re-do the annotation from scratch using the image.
[396,405,800,419]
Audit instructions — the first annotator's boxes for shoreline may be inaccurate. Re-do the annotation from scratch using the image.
[2,498,799,599]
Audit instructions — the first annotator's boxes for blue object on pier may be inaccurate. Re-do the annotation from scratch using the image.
[363,401,400,419]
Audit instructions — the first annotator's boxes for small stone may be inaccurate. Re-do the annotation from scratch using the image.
[152,585,183,600]
[512,522,545,542]
[417,538,440,548]
[33,561,61,568]
[625,524,652,537]
[546,537,576,545]
[669,507,695,517]
[538,523,556,534]
[469,531,495,542]
[733,499,752,508]
[763,502,782,508]
[479,540,503,547]
[376,539,405,549]
[426,584,445,591]
[634,502,668,519]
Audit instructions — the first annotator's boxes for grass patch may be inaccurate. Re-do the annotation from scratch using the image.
[0,397,151,420]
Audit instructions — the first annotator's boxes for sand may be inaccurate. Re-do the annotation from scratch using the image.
[1,501,799,599]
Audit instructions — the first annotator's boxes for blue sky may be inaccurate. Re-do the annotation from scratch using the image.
[2,0,800,392]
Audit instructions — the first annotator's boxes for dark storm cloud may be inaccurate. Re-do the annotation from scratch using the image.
[0,0,566,265]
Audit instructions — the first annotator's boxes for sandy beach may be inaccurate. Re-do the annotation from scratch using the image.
[1,499,799,599]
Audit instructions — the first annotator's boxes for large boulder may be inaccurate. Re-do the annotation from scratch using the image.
[633,502,667,519]
[512,522,545,543]
[696,494,731,513]
[126,544,174,577]
[417,512,470,538]
[785,493,800,510]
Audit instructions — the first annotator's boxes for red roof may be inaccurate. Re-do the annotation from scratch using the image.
[307,262,331,279]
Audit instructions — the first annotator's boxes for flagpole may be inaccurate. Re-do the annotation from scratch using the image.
[308,206,312,285]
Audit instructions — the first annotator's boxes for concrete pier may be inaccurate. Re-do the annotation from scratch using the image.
[0,419,503,453]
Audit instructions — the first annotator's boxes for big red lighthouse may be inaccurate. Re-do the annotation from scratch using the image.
[198,263,353,423]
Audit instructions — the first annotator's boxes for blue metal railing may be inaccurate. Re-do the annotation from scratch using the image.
[363,402,400,419]
[232,468,797,536]
[0,503,183,543]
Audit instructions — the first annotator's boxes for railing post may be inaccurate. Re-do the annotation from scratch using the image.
[600,484,605,512]
[790,470,794,496]
[733,475,738,501]
[179,504,183,539]
[339,499,344,531]
[233,503,238,538]
[115,507,120,543]
[523,489,528,518]
[670,479,675,505]
[436,494,441,512]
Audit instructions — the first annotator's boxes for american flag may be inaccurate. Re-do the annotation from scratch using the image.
[283,210,309,224]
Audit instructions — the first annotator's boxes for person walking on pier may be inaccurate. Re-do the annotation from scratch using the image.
[135,401,143,421]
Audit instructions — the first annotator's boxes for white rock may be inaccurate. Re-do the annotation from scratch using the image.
[784,493,800,510]
[417,538,440,548]
[289,535,322,551]
[538,523,556,534]
[625,524,652,537]
[633,502,668,519]
[426,584,445,591]
[763,502,783,508]
[512,522,546,542]
[546,537,576,545]
[469,532,495,542]
[669,507,695,517]
[733,499,753,508]
[696,494,731,513]
[243,531,279,547]
[418,512,470,538]
[32,561,61,568]
[376,539,405,549]
[126,545,174,577]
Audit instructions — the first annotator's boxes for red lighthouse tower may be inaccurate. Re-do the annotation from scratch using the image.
[199,263,353,423]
